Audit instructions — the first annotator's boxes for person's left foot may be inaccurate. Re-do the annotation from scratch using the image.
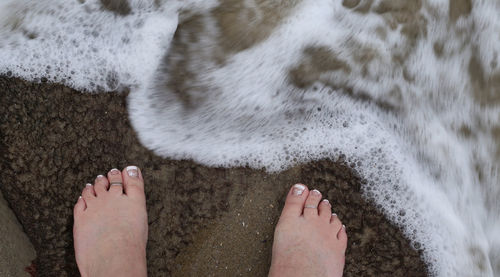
[73,166,148,277]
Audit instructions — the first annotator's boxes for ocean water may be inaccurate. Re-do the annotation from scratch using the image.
[1,0,499,276]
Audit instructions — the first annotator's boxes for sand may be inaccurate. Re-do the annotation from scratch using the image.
[0,190,36,277]
[0,76,428,276]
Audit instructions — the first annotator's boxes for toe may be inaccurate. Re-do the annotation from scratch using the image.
[330,213,343,233]
[318,199,332,220]
[303,189,322,218]
[122,166,145,199]
[337,225,348,248]
[107,168,124,195]
[94,174,109,195]
[74,196,86,215]
[280,184,310,218]
[82,183,96,202]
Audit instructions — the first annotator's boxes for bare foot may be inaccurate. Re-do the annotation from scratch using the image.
[269,184,347,277]
[73,166,148,277]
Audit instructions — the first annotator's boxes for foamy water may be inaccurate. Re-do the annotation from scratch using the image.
[1,0,499,275]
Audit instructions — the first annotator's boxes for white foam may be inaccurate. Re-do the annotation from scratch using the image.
[0,0,179,91]
[129,0,500,275]
[1,0,500,276]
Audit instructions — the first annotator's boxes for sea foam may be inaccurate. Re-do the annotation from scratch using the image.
[1,0,500,276]
[0,0,180,91]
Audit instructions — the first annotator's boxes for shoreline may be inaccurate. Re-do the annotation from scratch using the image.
[0,76,428,276]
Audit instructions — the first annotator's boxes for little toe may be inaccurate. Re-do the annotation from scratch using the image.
[94,174,109,195]
[280,184,310,218]
[107,168,124,195]
[303,189,322,218]
[122,166,145,199]
[337,225,348,249]
[318,199,332,220]
[81,183,96,202]
[74,196,86,215]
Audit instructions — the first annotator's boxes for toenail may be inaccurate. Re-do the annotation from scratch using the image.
[110,168,120,175]
[342,225,346,230]
[332,213,337,217]
[311,189,321,196]
[97,175,104,179]
[322,199,330,205]
[292,184,306,196]
[86,183,92,187]
[126,166,139,178]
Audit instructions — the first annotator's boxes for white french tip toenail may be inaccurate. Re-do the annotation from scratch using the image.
[332,213,337,217]
[86,183,92,187]
[79,196,82,199]
[342,225,346,229]
[126,166,139,177]
[312,189,321,195]
[97,175,104,178]
[294,184,306,190]
[292,184,306,195]
[322,199,329,203]
[110,168,120,175]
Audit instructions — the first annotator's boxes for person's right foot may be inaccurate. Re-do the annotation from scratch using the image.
[269,184,347,277]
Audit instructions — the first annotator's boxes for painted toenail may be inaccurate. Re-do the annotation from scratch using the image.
[332,213,337,217]
[110,168,120,175]
[86,183,92,187]
[311,189,321,196]
[97,175,104,179]
[292,184,306,195]
[322,199,330,205]
[342,225,346,230]
[126,166,139,178]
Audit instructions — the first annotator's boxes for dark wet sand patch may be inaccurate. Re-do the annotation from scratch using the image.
[449,0,472,22]
[0,76,428,276]
[212,0,301,54]
[100,0,131,16]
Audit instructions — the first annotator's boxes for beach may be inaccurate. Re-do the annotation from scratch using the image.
[0,76,428,276]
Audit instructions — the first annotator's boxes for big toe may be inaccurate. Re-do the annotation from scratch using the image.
[280,184,309,218]
[122,165,145,199]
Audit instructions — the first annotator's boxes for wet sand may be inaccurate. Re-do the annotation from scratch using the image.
[0,189,36,277]
[0,76,428,276]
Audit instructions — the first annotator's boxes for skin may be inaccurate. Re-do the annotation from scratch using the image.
[73,166,148,277]
[73,169,347,277]
[269,184,347,277]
